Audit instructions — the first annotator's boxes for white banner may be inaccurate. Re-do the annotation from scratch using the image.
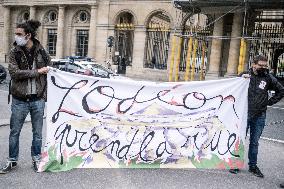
[39,69,249,172]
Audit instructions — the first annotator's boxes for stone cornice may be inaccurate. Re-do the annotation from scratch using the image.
[2,0,97,6]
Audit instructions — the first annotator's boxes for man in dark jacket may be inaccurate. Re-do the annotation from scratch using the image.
[230,55,284,177]
[0,20,51,174]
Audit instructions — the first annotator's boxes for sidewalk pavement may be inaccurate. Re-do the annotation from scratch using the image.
[0,90,31,126]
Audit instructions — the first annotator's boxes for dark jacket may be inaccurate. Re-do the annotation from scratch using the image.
[8,39,51,100]
[241,69,284,117]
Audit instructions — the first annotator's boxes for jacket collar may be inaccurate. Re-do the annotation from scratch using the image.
[249,68,254,75]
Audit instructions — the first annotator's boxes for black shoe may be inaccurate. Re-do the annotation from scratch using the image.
[280,182,284,188]
[229,168,239,174]
[32,160,40,172]
[0,161,18,174]
[249,166,264,178]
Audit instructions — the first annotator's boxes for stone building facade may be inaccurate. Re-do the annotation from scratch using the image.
[0,0,283,81]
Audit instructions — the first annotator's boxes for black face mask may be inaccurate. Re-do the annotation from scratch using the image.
[256,68,268,76]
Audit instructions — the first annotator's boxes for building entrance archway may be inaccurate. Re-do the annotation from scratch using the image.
[114,12,134,74]
[144,11,171,70]
[179,13,213,80]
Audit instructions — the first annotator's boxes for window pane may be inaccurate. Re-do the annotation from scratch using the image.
[76,30,89,57]
[47,29,57,56]
[80,12,87,22]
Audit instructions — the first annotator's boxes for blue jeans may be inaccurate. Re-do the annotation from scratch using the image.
[247,112,266,167]
[8,97,45,161]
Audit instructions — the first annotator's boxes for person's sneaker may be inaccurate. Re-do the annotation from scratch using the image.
[0,161,18,174]
[32,160,40,172]
[229,168,239,174]
[249,166,264,178]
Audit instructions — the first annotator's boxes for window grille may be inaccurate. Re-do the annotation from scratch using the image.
[76,30,89,57]
[47,29,57,56]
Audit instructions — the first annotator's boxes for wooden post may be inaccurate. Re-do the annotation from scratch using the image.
[175,37,182,82]
[200,41,206,80]
[190,38,198,81]
[185,37,193,81]
[169,36,176,82]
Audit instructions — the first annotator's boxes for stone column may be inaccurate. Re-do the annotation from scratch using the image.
[71,28,77,56]
[226,13,243,77]
[131,26,146,70]
[42,28,48,50]
[167,32,175,73]
[94,0,110,63]
[56,5,65,59]
[88,4,97,58]
[118,26,145,78]
[29,6,36,20]
[3,6,11,62]
[206,16,224,80]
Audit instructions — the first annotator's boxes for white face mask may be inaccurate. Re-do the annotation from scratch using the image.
[15,35,28,46]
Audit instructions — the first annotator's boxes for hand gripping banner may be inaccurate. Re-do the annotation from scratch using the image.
[39,69,249,172]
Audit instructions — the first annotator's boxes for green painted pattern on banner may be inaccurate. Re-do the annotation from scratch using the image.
[44,146,84,172]
[191,140,245,169]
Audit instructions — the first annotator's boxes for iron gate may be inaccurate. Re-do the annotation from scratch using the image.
[180,26,213,73]
[114,24,134,74]
[249,24,284,79]
[144,25,170,69]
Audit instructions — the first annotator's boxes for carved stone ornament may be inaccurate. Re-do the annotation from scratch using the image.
[73,10,90,24]
[43,10,58,25]
[17,10,29,23]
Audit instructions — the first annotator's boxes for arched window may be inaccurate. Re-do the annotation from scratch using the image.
[144,11,171,70]
[114,12,135,74]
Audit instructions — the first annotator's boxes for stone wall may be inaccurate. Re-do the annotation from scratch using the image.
[0,0,249,81]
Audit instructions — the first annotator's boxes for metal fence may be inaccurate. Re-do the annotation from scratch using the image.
[114,23,134,73]
[179,27,213,73]
[249,24,284,78]
[144,26,171,70]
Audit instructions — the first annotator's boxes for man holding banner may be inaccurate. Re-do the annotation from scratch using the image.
[230,55,284,177]
[0,20,50,174]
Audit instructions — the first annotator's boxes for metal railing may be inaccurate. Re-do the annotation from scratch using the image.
[144,25,170,70]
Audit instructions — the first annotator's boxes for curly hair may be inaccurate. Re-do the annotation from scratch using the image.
[16,20,41,39]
